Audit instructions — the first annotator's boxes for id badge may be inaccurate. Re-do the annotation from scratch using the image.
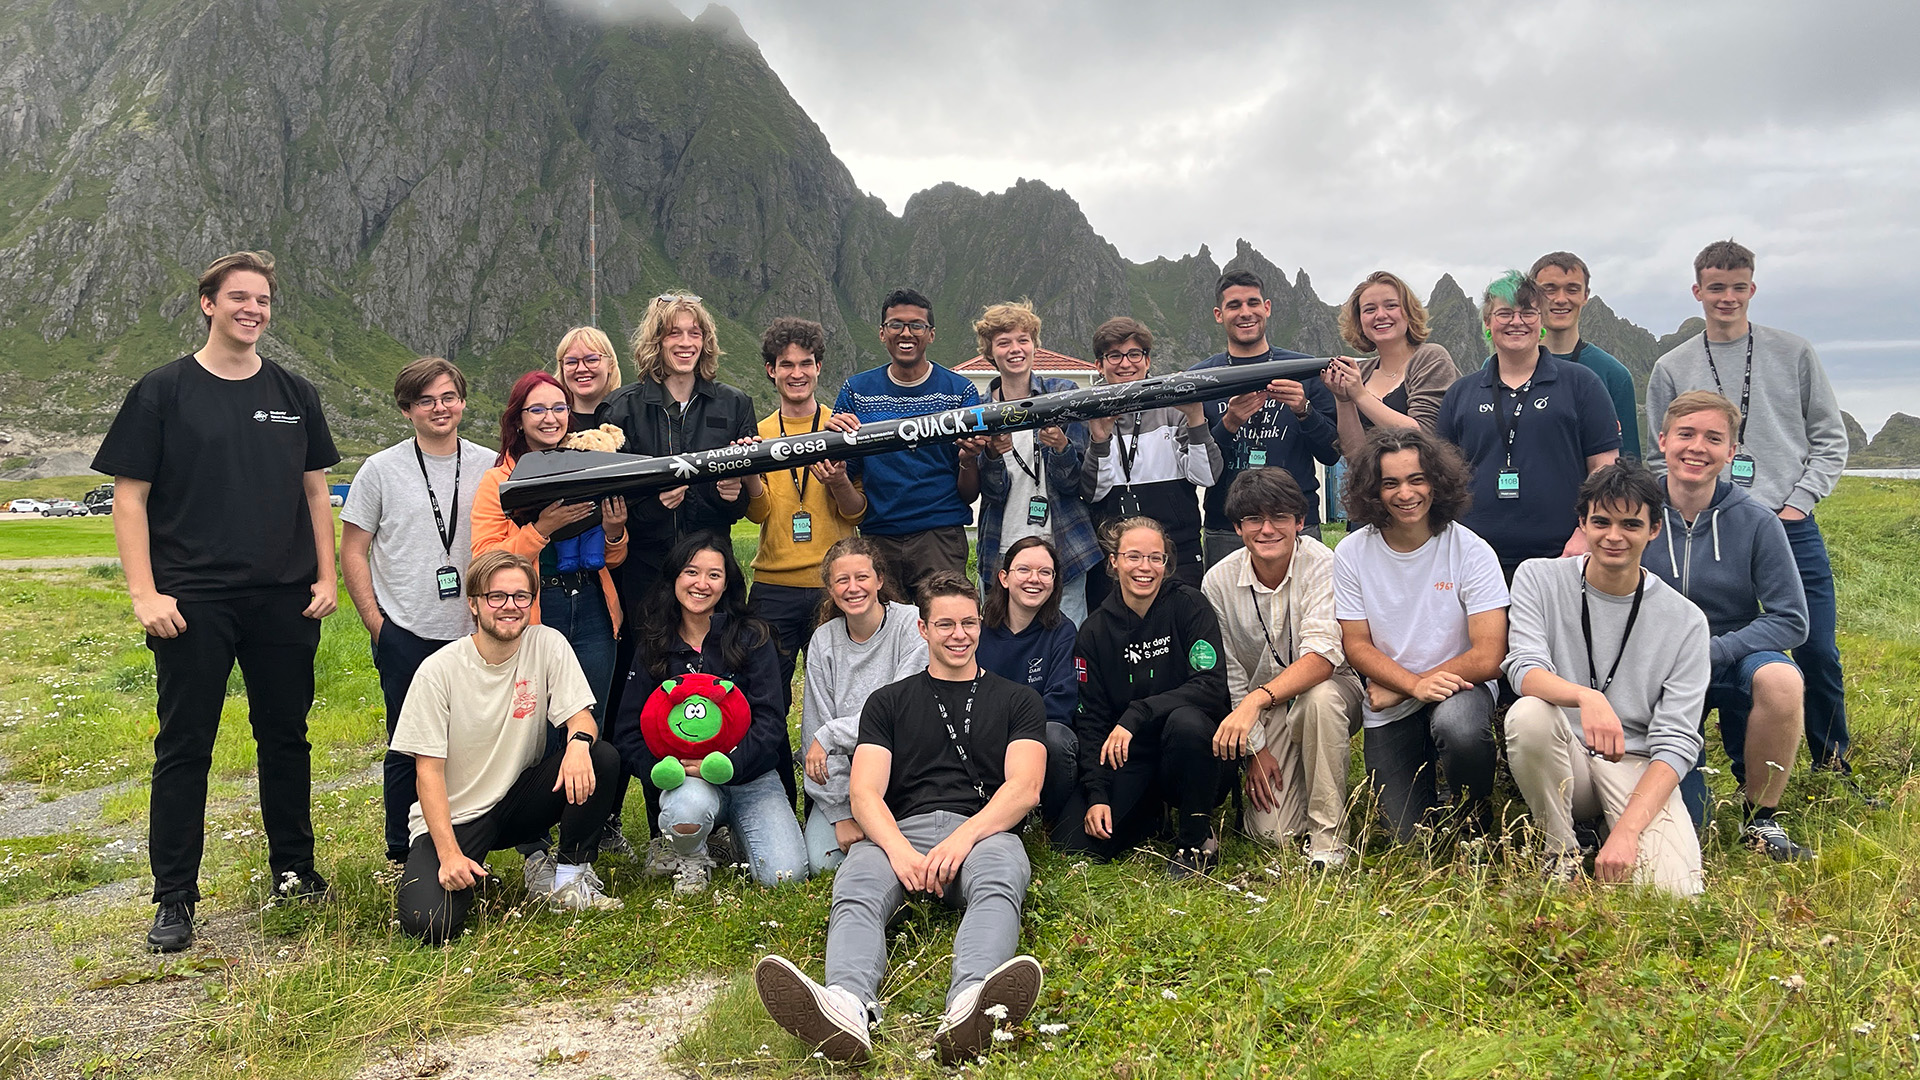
[791,510,813,543]
[435,565,461,599]
[1248,448,1267,467]
[1497,469,1521,500]
[1118,491,1141,517]
[1027,495,1050,526]
[1729,454,1756,487]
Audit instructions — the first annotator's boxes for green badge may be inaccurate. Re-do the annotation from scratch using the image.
[1188,640,1217,670]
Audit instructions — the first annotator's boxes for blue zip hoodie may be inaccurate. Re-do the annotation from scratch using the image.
[977,615,1078,727]
[1641,479,1808,670]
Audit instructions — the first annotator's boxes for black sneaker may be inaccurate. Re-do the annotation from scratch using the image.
[1743,819,1815,862]
[147,901,195,952]
[274,869,333,902]
[1167,838,1220,880]
[597,818,635,858]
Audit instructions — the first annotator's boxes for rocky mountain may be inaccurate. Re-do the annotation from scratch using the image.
[1849,412,1920,468]
[0,0,1699,469]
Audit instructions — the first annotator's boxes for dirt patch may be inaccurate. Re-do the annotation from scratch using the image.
[0,778,135,839]
[353,974,723,1080]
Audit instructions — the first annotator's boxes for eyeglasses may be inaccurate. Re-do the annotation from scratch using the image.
[1006,565,1055,580]
[1489,308,1541,325]
[1101,348,1149,364]
[928,617,982,633]
[410,392,461,411]
[561,354,606,370]
[655,292,703,304]
[1237,514,1298,532]
[1115,551,1168,567]
[521,403,571,418]
[479,591,535,609]
[881,319,933,333]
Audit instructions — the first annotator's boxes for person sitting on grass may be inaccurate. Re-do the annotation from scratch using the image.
[610,534,806,895]
[1503,462,1708,896]
[391,551,624,943]
[1056,517,1232,877]
[755,573,1048,1066]
[1202,468,1363,868]
[1641,391,1812,858]
[800,536,927,875]
[977,536,1082,829]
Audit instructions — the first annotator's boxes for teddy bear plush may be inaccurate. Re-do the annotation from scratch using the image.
[543,425,628,551]
[638,672,752,791]
[561,423,626,453]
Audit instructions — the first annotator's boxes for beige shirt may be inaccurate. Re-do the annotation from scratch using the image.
[390,625,596,842]
[1201,537,1350,754]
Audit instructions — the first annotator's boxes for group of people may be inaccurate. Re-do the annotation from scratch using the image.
[93,237,1862,1065]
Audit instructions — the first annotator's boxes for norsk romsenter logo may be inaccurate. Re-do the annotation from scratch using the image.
[1188,641,1217,670]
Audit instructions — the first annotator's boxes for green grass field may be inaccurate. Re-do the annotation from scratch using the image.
[0,479,1915,1078]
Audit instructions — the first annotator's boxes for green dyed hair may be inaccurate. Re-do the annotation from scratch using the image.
[1480,270,1543,347]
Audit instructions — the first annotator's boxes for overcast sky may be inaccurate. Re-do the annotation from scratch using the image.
[647,0,1919,433]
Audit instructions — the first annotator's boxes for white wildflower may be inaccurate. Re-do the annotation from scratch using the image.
[1377,906,1394,917]
[1166,908,1187,916]
[991,1029,1015,1043]
[983,1003,1009,1020]
[1854,1022,1875,1035]
[916,1048,936,1061]
[1785,974,1805,992]
[1161,989,1178,1001]
[1038,1023,1068,1035]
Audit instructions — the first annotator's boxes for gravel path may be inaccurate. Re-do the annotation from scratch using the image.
[0,557,119,570]
[0,778,135,838]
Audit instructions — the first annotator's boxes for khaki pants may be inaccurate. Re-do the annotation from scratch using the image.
[1242,673,1362,855]
[1504,697,1704,897]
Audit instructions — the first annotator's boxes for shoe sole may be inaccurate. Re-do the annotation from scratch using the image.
[146,935,192,953]
[936,956,1043,1065]
[754,957,870,1064]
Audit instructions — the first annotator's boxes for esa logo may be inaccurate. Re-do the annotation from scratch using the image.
[770,434,850,461]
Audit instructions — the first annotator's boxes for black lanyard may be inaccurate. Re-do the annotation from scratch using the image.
[1250,587,1293,671]
[1701,331,1753,442]
[930,672,986,799]
[414,440,461,559]
[1115,413,1141,484]
[1494,376,1534,469]
[776,406,823,501]
[1579,564,1646,694]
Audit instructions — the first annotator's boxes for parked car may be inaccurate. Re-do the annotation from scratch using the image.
[88,495,114,515]
[82,483,114,509]
[6,499,49,513]
[40,500,86,517]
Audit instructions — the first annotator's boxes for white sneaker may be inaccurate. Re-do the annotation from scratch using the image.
[933,955,1043,1065]
[549,867,624,912]
[1306,847,1349,871]
[672,848,714,895]
[1542,850,1582,884]
[754,955,871,1064]
[522,849,558,897]
[642,836,680,879]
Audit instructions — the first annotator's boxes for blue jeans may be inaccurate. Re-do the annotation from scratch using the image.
[659,770,809,886]
[1679,650,1797,828]
[1056,572,1088,628]
[539,579,616,720]
[1783,515,1849,771]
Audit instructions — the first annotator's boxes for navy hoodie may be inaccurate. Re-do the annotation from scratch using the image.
[977,616,1078,727]
[1641,479,1808,670]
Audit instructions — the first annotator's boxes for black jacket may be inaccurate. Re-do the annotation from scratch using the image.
[1072,579,1229,803]
[601,377,758,581]
[609,610,795,800]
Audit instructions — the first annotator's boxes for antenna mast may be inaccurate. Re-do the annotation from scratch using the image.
[588,176,598,327]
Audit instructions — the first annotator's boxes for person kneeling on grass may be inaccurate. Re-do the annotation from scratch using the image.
[1503,462,1707,896]
[392,551,624,943]
[756,573,1048,1066]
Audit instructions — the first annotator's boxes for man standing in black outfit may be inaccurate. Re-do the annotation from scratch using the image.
[93,251,341,952]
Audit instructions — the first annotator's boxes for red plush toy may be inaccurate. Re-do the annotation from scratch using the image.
[638,672,751,790]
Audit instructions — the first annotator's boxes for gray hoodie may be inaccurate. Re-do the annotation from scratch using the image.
[1642,479,1808,670]
[1646,325,1848,515]
[800,602,927,823]
[1504,557,1708,781]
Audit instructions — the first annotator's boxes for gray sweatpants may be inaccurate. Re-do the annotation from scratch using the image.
[824,810,1031,1011]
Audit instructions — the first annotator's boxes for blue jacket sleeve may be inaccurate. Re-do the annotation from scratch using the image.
[722,634,794,786]
[1043,420,1087,498]
[1040,620,1079,727]
[1713,514,1810,667]
[609,659,663,782]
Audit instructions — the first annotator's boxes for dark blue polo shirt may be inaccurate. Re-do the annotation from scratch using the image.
[1438,347,1621,565]
[1192,348,1338,528]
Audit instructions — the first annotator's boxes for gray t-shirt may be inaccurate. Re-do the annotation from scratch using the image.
[341,437,498,641]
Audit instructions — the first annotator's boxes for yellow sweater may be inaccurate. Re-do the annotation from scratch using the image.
[744,407,866,587]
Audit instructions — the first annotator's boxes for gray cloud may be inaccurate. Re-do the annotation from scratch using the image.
[651,0,1920,431]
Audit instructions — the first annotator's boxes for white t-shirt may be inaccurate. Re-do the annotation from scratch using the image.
[998,428,1049,553]
[389,625,597,841]
[1333,523,1509,728]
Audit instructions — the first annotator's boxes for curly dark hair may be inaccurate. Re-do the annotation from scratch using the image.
[635,533,773,683]
[1341,427,1474,532]
[760,316,827,369]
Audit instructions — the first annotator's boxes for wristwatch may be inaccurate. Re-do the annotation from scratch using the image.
[569,730,595,747]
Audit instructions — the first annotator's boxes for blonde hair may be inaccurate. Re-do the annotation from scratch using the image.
[974,300,1043,359]
[1661,390,1742,436]
[630,294,722,383]
[552,326,622,395]
[1338,270,1431,353]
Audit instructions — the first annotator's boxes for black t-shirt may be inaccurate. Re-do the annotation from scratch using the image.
[857,669,1046,822]
[92,355,340,600]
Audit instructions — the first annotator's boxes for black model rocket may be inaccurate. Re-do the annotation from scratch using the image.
[498,354,1335,515]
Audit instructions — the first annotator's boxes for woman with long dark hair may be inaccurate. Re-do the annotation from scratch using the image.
[798,536,925,874]
[608,534,804,893]
[977,536,1080,828]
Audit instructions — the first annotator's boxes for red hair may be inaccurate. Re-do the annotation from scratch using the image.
[497,370,566,466]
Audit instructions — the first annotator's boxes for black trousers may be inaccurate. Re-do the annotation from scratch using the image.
[1053,705,1227,858]
[396,740,622,943]
[748,581,822,714]
[373,621,455,862]
[146,590,322,904]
